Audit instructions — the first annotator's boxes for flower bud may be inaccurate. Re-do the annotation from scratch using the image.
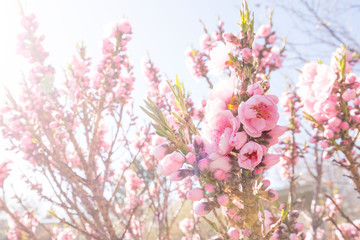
[187,188,204,201]
[214,169,225,180]
[217,194,229,206]
[295,222,304,232]
[205,184,215,193]
[185,152,196,164]
[151,143,170,161]
[267,189,278,201]
[193,202,212,216]
[198,158,209,171]
[342,89,356,101]
[227,228,240,240]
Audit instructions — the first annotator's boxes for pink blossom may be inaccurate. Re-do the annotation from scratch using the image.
[247,83,264,96]
[208,153,232,172]
[204,110,240,154]
[238,141,265,169]
[238,95,279,137]
[342,89,356,101]
[151,143,169,161]
[198,158,209,171]
[298,62,337,122]
[295,222,304,232]
[185,152,196,164]
[193,202,211,216]
[340,122,349,129]
[217,194,229,206]
[256,24,271,38]
[205,184,215,193]
[267,125,287,146]
[187,188,204,201]
[207,42,235,75]
[179,218,194,234]
[228,227,240,240]
[214,169,226,180]
[206,77,236,120]
[159,152,185,176]
[262,154,280,169]
[267,189,278,201]
[241,48,253,64]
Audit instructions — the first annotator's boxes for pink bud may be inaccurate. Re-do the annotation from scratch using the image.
[246,83,264,96]
[227,227,240,240]
[217,194,229,206]
[198,158,209,171]
[186,152,196,164]
[340,122,349,130]
[354,98,360,106]
[205,184,215,193]
[319,141,329,149]
[328,117,341,128]
[201,99,207,107]
[342,89,356,101]
[193,202,211,216]
[214,169,225,180]
[295,222,304,232]
[262,154,280,169]
[187,188,204,201]
[324,129,334,139]
[241,48,253,64]
[267,189,278,201]
[151,143,169,160]
[289,233,299,240]
[268,35,277,44]
[261,179,271,190]
[159,152,185,176]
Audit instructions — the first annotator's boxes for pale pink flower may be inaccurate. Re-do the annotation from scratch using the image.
[205,184,215,193]
[179,218,194,234]
[204,110,240,154]
[256,24,271,38]
[247,83,264,96]
[207,42,235,75]
[208,153,232,172]
[298,62,337,122]
[238,95,279,137]
[193,202,211,216]
[262,154,280,169]
[217,194,229,206]
[267,125,287,146]
[151,143,169,161]
[187,188,204,201]
[342,89,356,101]
[158,152,185,176]
[238,141,265,169]
[228,227,240,240]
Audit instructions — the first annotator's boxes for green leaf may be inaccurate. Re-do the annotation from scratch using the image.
[201,216,220,233]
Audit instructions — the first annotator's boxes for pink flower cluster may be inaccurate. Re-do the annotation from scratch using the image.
[52,227,75,240]
[298,46,360,158]
[7,212,39,240]
[185,20,224,82]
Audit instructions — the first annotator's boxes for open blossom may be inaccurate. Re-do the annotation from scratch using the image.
[203,110,240,154]
[256,24,271,38]
[297,62,337,122]
[238,95,279,137]
[207,42,235,75]
[179,218,194,235]
[238,141,265,169]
